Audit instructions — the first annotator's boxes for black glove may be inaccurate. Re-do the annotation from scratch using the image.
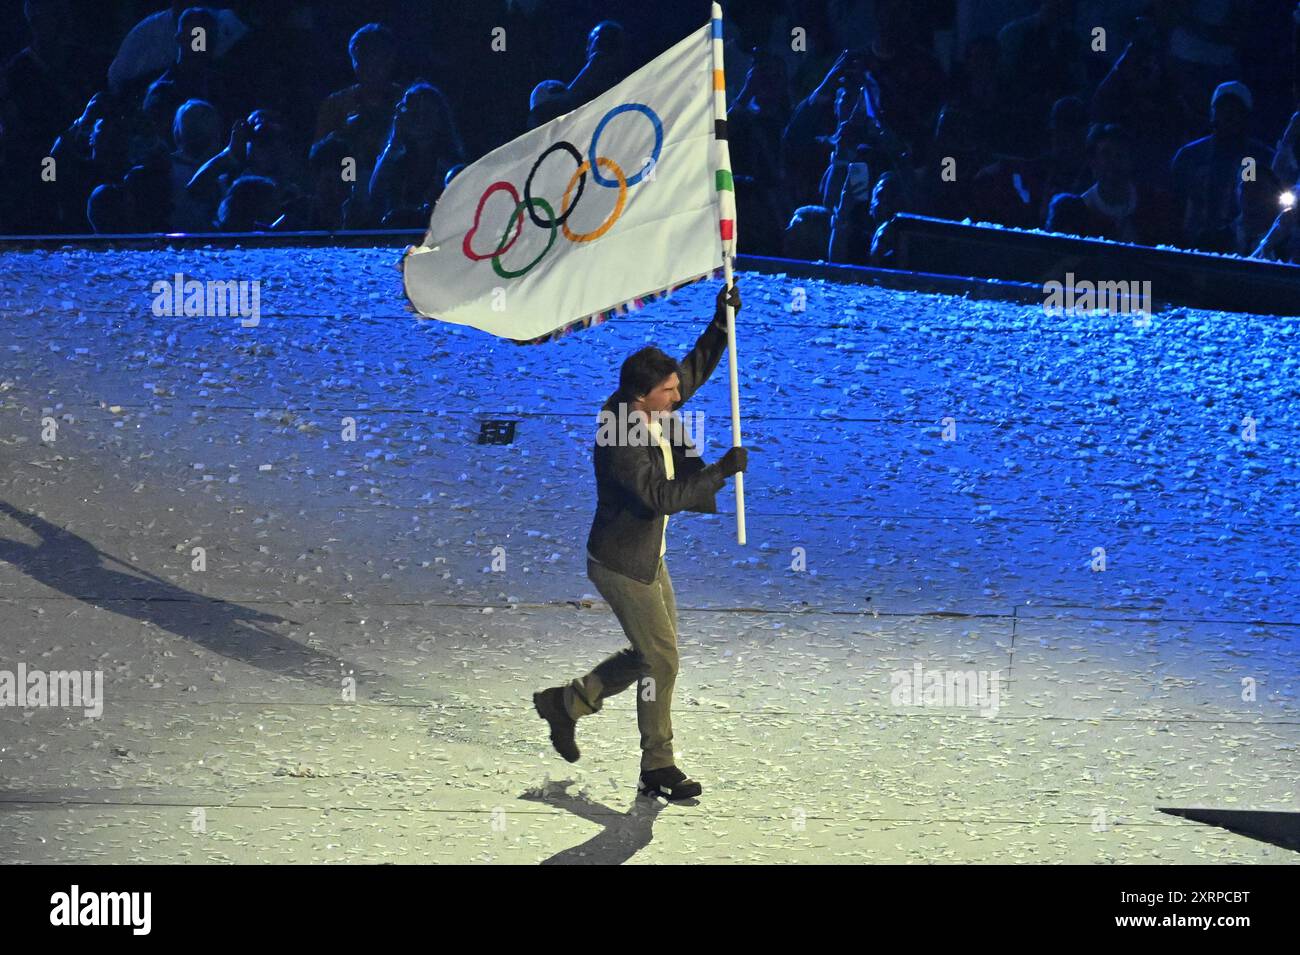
[713,446,748,478]
[712,283,741,327]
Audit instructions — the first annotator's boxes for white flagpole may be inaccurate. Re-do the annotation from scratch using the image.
[722,253,746,545]
[711,2,746,544]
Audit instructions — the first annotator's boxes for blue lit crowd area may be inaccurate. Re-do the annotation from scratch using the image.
[2,0,1299,262]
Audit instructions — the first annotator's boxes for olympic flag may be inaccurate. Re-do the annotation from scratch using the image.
[402,3,746,544]
[401,5,737,345]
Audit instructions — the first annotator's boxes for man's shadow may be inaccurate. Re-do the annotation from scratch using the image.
[520,778,678,864]
[0,499,382,690]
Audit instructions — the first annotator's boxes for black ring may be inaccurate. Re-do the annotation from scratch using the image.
[523,140,586,229]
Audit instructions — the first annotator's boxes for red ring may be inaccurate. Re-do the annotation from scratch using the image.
[463,181,523,261]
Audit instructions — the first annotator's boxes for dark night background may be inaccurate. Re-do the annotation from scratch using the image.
[3,1,1300,258]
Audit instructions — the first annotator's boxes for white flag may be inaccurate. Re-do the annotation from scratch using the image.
[401,10,734,344]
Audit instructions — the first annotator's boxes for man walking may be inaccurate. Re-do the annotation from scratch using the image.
[534,282,748,801]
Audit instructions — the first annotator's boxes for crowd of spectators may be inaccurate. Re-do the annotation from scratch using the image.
[3,0,1299,264]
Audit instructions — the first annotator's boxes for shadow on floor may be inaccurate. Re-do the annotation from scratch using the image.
[520,778,678,864]
[0,499,388,692]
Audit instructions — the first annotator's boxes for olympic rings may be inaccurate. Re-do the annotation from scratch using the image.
[463,181,521,261]
[465,102,662,276]
[588,103,662,187]
[561,157,626,243]
[492,197,556,279]
[523,141,585,229]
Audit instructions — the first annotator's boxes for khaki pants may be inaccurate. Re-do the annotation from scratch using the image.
[565,556,679,771]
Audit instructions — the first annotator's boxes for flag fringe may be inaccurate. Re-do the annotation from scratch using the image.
[508,265,726,345]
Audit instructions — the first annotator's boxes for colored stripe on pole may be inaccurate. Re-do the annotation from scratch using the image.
[715,169,733,191]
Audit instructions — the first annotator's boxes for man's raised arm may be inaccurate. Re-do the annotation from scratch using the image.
[674,283,741,407]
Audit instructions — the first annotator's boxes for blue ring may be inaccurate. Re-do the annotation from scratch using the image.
[587,103,663,188]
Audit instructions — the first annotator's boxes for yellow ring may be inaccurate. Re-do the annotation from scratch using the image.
[561,156,627,242]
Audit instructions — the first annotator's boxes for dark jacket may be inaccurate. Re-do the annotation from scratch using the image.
[586,315,730,584]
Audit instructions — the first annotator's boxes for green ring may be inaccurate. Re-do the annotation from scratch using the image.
[493,197,557,279]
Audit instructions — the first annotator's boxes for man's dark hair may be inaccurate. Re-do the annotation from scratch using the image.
[618,346,679,402]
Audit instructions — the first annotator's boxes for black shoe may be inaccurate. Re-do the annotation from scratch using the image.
[533,687,579,762]
[637,764,702,800]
